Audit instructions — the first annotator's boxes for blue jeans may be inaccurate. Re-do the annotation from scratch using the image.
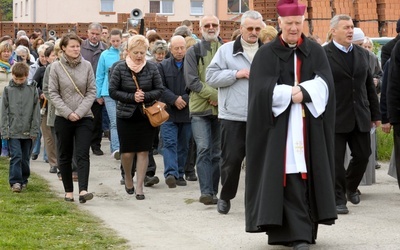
[191,116,221,195]
[32,129,42,155]
[104,96,120,153]
[161,121,192,179]
[9,138,33,186]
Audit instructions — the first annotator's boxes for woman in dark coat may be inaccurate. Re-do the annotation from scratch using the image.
[109,35,164,200]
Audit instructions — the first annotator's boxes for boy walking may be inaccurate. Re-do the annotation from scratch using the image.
[1,62,40,192]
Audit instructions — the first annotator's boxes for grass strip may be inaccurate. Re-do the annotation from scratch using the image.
[0,158,128,249]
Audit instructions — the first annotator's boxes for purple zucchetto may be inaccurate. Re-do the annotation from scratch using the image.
[276,0,306,17]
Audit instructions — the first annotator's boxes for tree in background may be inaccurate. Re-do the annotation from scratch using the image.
[0,0,13,21]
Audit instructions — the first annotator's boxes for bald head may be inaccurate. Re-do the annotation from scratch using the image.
[170,35,186,62]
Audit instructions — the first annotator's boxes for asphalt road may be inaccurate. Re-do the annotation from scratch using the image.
[31,139,400,250]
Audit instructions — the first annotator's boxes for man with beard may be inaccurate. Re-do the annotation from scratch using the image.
[245,0,337,249]
[184,15,223,205]
[206,10,264,214]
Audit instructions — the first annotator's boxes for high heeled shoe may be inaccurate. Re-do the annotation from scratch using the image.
[125,185,134,195]
[79,192,94,203]
[135,194,145,200]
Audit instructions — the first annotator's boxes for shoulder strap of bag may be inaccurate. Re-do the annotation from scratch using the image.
[59,61,84,98]
[131,71,145,109]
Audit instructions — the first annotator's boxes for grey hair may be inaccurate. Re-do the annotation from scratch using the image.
[152,40,169,54]
[330,14,352,29]
[15,45,30,56]
[17,30,26,37]
[241,10,263,25]
[88,22,103,31]
[37,44,49,55]
[173,26,192,38]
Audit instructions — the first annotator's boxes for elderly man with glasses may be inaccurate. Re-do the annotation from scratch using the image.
[206,10,264,215]
[184,15,223,206]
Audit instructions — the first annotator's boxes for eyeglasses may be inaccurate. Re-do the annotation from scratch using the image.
[203,23,219,29]
[245,26,262,32]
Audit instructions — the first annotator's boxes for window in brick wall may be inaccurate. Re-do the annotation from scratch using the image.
[227,0,249,14]
[101,0,114,12]
[190,0,203,15]
[149,0,174,14]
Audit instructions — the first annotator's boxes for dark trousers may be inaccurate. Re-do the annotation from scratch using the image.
[335,127,371,205]
[184,136,197,175]
[91,102,103,151]
[55,116,93,193]
[392,125,400,189]
[219,119,246,201]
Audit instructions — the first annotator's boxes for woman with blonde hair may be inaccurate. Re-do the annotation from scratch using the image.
[259,25,278,44]
[0,41,15,156]
[109,35,164,200]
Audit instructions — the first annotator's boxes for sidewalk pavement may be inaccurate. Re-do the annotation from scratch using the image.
[30,139,400,250]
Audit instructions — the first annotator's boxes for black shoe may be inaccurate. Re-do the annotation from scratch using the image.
[185,173,198,181]
[375,164,381,169]
[136,194,145,200]
[49,166,58,173]
[144,176,160,187]
[293,242,310,250]
[217,199,231,214]
[125,185,135,195]
[176,177,187,186]
[120,178,125,185]
[199,194,214,205]
[79,193,94,203]
[347,191,360,205]
[336,204,349,214]
[165,175,176,188]
[64,195,74,202]
[92,149,104,156]
[31,154,38,160]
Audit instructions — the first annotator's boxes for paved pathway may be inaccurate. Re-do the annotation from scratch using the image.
[31,139,400,249]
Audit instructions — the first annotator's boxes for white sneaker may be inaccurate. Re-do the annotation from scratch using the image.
[111,150,120,160]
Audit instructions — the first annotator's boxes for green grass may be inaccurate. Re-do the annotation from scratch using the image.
[377,129,393,161]
[0,158,128,250]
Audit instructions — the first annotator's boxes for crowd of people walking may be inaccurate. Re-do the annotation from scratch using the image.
[2,0,400,248]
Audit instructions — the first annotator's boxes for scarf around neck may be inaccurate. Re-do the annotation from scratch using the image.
[0,59,11,73]
[126,55,146,73]
[62,53,82,68]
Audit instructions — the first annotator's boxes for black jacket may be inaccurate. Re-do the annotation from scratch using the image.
[381,34,400,68]
[158,56,190,123]
[109,60,164,119]
[324,42,380,133]
[387,40,400,124]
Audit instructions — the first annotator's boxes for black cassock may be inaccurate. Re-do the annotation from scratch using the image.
[245,33,337,244]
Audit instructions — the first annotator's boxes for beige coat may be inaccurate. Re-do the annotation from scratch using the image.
[0,69,11,96]
[48,55,96,119]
